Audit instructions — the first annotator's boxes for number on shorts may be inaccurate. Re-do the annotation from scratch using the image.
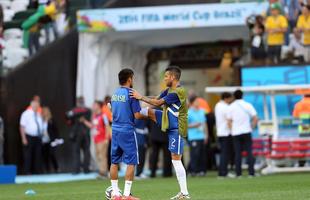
[171,138,176,148]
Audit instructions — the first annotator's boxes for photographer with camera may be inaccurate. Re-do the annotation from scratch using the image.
[66,97,91,174]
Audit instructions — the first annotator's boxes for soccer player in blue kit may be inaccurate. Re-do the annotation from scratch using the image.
[131,66,190,200]
[110,68,146,200]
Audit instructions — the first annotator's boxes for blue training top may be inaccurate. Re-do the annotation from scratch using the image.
[111,87,141,132]
[158,88,181,130]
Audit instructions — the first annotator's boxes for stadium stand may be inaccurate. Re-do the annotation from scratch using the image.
[1,0,88,71]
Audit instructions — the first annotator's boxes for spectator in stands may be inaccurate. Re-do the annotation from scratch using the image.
[187,96,208,176]
[134,118,148,179]
[227,90,258,177]
[282,0,301,30]
[297,4,310,62]
[148,114,172,178]
[41,106,60,173]
[265,3,288,64]
[81,101,110,178]
[0,115,4,165]
[248,16,266,65]
[215,92,234,178]
[287,28,305,63]
[28,22,42,56]
[20,100,45,174]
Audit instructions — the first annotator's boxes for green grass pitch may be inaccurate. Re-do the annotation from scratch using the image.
[1,172,310,200]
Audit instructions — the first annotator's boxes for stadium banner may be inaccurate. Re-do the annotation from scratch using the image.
[77,2,268,32]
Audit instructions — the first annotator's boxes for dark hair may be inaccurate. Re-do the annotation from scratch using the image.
[221,92,232,100]
[301,3,310,10]
[103,95,111,104]
[94,100,103,108]
[189,95,198,104]
[305,94,310,98]
[234,90,243,99]
[165,66,181,80]
[118,68,134,85]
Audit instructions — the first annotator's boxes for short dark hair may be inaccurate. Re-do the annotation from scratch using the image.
[94,100,103,108]
[118,68,134,85]
[103,95,111,104]
[234,90,243,99]
[165,66,181,80]
[221,92,232,100]
[189,95,198,104]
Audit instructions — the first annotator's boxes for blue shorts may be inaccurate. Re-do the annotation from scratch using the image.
[111,130,139,165]
[155,110,184,155]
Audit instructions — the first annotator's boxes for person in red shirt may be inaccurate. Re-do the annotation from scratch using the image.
[81,101,110,177]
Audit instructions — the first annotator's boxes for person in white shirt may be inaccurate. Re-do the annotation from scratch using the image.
[215,92,233,177]
[227,90,258,177]
[288,28,305,63]
[20,100,45,174]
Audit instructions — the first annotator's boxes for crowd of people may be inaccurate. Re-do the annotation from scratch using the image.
[248,0,310,65]
[15,87,259,180]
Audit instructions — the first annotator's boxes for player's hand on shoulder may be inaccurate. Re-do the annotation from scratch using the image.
[130,89,142,100]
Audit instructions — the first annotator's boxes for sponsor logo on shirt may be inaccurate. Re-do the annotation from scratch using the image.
[112,94,126,102]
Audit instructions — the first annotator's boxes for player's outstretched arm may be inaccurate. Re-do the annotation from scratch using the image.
[130,89,165,107]
[134,109,156,122]
[135,108,157,122]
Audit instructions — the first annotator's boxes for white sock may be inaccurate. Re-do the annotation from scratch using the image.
[123,180,133,197]
[172,160,189,195]
[111,179,119,196]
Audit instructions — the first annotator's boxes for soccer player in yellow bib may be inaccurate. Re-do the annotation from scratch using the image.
[265,3,288,64]
[130,66,190,200]
[297,5,310,62]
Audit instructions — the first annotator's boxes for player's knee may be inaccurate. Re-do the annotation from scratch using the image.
[171,153,182,160]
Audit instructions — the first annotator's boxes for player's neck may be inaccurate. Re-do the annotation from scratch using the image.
[170,81,180,89]
[120,84,131,88]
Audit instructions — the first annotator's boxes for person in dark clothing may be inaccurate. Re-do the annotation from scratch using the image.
[134,119,148,178]
[247,15,266,65]
[148,118,172,178]
[41,106,62,173]
[66,97,91,174]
